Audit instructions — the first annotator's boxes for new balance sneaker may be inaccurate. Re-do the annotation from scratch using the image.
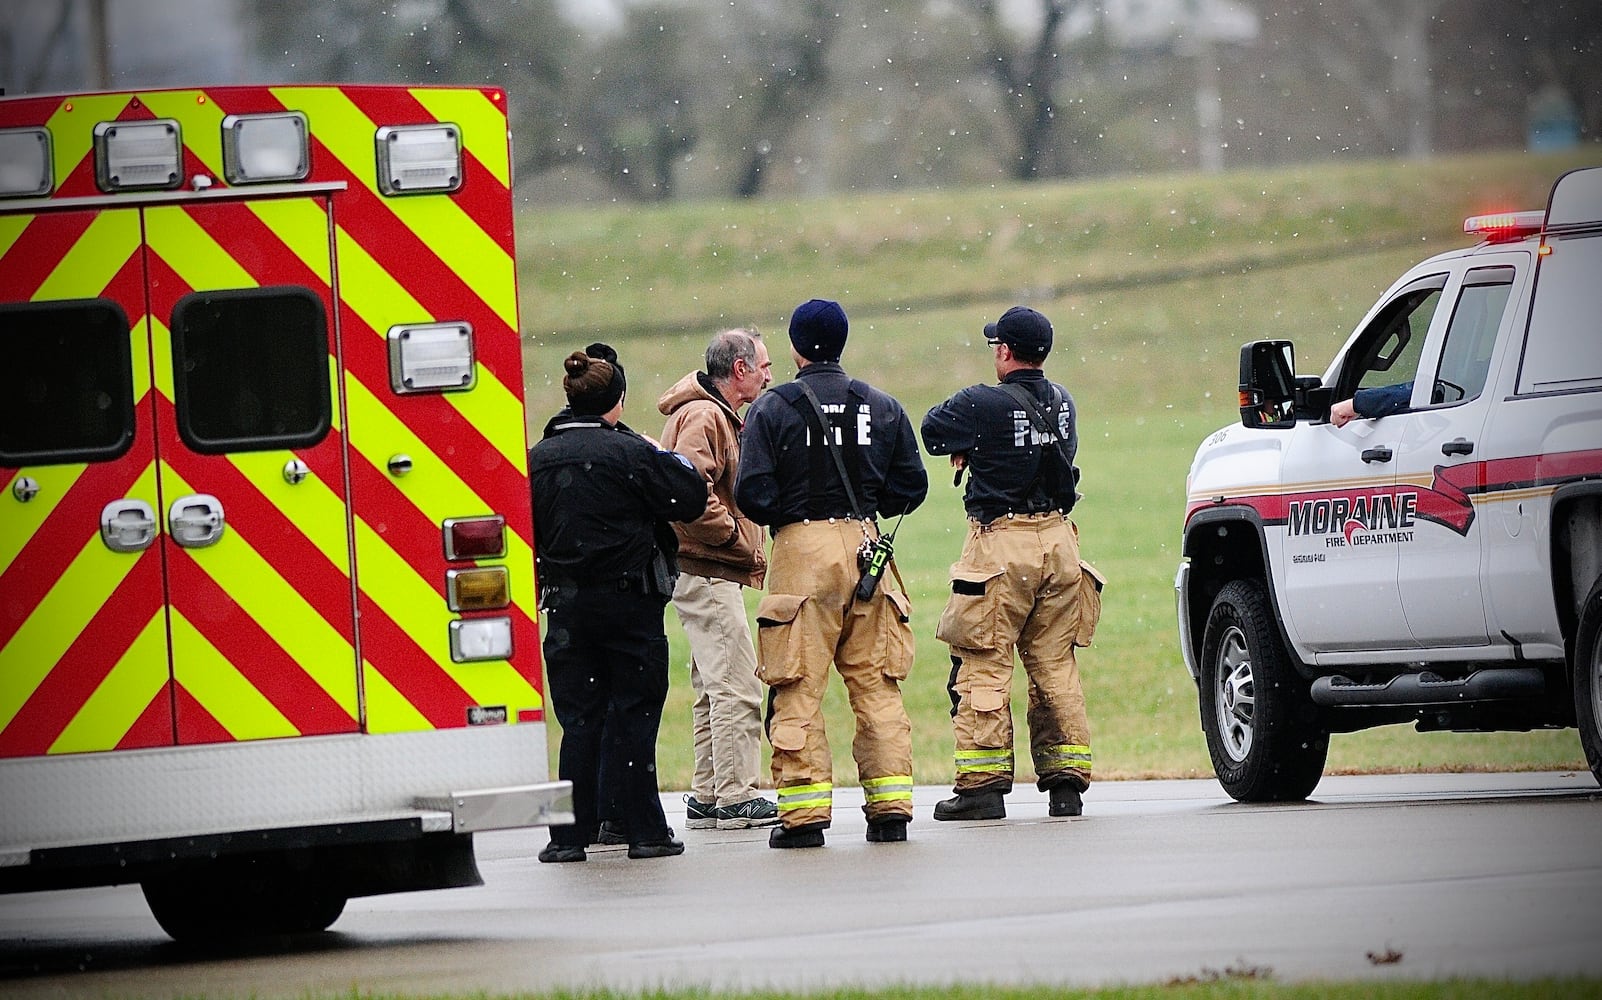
[715,796,780,829]
[932,789,1006,821]
[684,794,717,830]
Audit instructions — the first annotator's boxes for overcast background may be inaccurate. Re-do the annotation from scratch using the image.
[3,0,1597,203]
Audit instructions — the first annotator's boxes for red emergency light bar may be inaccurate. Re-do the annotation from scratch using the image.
[1463,210,1545,243]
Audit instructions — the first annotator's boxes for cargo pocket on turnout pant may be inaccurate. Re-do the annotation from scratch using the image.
[1073,560,1106,648]
[755,593,810,686]
[935,565,1006,651]
[970,686,1012,748]
[875,589,914,681]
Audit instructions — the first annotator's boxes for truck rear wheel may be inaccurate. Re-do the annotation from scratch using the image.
[1200,579,1328,802]
[1573,575,1602,787]
[143,860,346,944]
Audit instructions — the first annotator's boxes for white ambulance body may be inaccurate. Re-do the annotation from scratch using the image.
[0,85,570,941]
[1176,166,1602,801]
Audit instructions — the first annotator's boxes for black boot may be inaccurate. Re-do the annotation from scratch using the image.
[1048,786,1083,817]
[932,790,1006,821]
[768,822,827,849]
[865,818,908,842]
[538,842,587,863]
[628,829,685,859]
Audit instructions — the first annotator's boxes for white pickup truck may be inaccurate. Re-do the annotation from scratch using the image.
[1175,165,1602,801]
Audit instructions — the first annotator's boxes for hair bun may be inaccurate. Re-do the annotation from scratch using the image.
[564,351,591,377]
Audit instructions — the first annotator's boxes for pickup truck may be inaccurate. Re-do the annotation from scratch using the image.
[1176,165,1602,801]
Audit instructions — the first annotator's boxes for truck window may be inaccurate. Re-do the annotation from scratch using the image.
[1338,274,1447,400]
[0,298,135,467]
[1518,231,1602,395]
[1429,266,1515,406]
[170,285,331,455]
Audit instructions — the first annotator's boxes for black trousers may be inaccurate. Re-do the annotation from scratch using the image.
[543,586,672,847]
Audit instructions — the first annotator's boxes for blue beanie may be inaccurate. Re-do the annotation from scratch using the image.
[789,298,848,363]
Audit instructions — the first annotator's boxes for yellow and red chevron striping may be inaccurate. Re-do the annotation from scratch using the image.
[1,84,542,759]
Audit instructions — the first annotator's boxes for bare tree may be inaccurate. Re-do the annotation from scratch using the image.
[711,0,841,199]
[967,0,1088,181]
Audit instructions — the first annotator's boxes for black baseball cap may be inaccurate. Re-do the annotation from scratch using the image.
[984,305,1053,353]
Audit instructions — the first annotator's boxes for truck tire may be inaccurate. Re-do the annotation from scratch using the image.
[1200,579,1328,802]
[1573,574,1602,787]
[143,863,346,944]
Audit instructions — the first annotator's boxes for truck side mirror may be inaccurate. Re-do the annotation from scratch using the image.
[1238,340,1297,429]
[1295,376,1333,423]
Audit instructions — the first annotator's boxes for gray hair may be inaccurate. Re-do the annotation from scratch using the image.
[705,328,761,381]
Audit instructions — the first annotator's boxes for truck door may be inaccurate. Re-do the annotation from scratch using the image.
[1279,274,1449,653]
[1,209,176,756]
[1394,259,1524,648]
[142,198,360,745]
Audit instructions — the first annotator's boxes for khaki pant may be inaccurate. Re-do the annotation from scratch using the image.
[754,519,915,828]
[935,513,1096,795]
[672,573,765,808]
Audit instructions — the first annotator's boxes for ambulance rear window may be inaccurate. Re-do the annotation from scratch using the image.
[0,299,135,467]
[170,286,332,455]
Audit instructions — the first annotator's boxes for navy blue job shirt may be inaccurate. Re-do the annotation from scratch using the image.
[735,363,928,529]
[921,368,1080,523]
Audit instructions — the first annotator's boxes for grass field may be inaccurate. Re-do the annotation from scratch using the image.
[517,150,1597,791]
[366,982,1602,1000]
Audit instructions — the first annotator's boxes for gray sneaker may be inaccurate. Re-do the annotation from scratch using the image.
[684,795,717,830]
[715,796,780,829]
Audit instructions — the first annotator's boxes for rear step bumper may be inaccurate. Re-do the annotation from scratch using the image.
[1310,666,1546,707]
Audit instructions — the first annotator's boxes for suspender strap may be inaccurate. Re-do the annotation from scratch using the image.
[995,382,1075,511]
[795,380,869,522]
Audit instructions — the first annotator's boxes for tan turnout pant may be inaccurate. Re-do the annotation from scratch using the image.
[753,519,915,829]
[936,512,1098,794]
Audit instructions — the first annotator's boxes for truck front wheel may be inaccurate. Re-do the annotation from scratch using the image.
[1573,574,1602,787]
[1200,579,1328,802]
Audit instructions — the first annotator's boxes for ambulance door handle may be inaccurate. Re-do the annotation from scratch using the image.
[100,499,157,553]
[168,494,226,548]
[1441,438,1474,457]
[1360,446,1393,464]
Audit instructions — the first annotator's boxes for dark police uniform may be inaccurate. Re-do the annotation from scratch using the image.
[530,412,707,851]
[735,362,928,836]
[921,367,1097,807]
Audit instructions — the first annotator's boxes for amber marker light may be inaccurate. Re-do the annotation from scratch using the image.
[447,566,511,612]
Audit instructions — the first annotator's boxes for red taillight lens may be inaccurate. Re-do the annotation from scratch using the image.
[443,515,506,561]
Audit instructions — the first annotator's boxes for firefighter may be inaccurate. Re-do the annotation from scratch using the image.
[531,348,708,862]
[735,298,929,848]
[919,306,1098,821]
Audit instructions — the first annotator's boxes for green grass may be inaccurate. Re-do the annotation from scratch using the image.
[325,979,1602,999]
[518,150,1597,790]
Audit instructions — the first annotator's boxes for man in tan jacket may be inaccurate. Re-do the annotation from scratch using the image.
[658,329,778,829]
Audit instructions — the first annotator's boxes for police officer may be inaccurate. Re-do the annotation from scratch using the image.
[531,347,708,862]
[736,298,929,848]
[920,305,1098,821]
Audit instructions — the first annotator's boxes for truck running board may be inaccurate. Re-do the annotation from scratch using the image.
[1310,667,1546,707]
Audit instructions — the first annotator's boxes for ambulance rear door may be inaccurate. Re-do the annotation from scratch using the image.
[1,205,175,757]
[141,192,361,745]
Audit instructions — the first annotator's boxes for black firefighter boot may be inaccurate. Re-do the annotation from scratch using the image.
[1048,785,1083,817]
[865,817,908,842]
[769,821,827,849]
[932,789,1006,821]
